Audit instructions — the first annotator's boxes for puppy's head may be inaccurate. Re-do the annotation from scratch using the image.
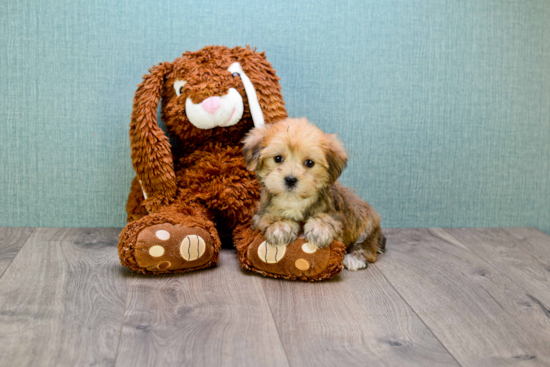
[243,118,348,198]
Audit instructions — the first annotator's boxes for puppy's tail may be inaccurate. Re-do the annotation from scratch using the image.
[377,233,386,254]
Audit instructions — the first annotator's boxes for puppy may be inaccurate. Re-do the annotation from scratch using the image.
[243,118,386,270]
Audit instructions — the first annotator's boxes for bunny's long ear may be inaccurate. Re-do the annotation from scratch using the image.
[129,62,177,209]
[231,47,288,125]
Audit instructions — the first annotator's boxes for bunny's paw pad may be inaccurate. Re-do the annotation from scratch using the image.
[238,234,346,281]
[133,224,214,272]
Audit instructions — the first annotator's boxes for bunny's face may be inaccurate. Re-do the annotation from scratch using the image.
[160,46,284,148]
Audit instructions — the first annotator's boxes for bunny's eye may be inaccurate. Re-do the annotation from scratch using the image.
[232,72,240,78]
[274,156,284,163]
[174,80,186,97]
[304,160,315,168]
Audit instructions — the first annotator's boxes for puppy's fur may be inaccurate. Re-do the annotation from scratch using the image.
[243,118,385,270]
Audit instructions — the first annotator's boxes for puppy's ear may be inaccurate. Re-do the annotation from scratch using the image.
[242,126,267,171]
[325,133,348,183]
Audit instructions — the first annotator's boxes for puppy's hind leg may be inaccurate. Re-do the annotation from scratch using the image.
[344,229,385,271]
[343,251,368,271]
[357,228,385,263]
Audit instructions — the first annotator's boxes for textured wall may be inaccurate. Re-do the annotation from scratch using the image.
[1,0,549,233]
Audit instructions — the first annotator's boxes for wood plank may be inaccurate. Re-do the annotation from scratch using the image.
[0,228,128,367]
[261,261,459,366]
[502,227,550,261]
[0,227,34,277]
[444,228,550,305]
[376,228,550,366]
[115,249,289,367]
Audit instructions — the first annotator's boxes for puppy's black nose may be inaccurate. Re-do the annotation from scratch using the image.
[284,176,298,187]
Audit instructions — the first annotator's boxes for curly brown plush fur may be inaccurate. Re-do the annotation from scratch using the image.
[128,46,287,215]
[119,46,288,274]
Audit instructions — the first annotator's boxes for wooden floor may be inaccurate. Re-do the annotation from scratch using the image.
[0,228,549,366]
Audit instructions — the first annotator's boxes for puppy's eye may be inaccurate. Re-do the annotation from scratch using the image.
[304,160,315,168]
[232,72,240,78]
[274,156,284,163]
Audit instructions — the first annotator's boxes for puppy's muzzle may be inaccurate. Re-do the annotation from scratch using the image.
[284,175,298,189]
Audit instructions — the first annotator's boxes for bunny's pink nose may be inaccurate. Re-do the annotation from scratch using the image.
[201,96,221,114]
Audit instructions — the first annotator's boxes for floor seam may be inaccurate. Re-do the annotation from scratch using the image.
[0,227,36,279]
[259,279,293,367]
[113,273,133,367]
[372,261,464,367]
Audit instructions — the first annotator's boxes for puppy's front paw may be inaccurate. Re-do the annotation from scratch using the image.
[304,214,342,249]
[304,221,335,249]
[265,221,299,246]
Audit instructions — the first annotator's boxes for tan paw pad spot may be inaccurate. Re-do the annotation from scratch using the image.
[157,261,171,270]
[301,242,317,254]
[257,241,286,263]
[149,245,165,257]
[155,230,170,241]
[180,235,206,261]
[295,258,310,271]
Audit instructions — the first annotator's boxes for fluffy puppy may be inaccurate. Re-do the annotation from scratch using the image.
[243,118,386,270]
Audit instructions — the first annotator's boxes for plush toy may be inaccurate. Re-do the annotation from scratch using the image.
[118,46,345,281]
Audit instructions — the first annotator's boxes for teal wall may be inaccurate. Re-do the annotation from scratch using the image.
[1,0,549,233]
